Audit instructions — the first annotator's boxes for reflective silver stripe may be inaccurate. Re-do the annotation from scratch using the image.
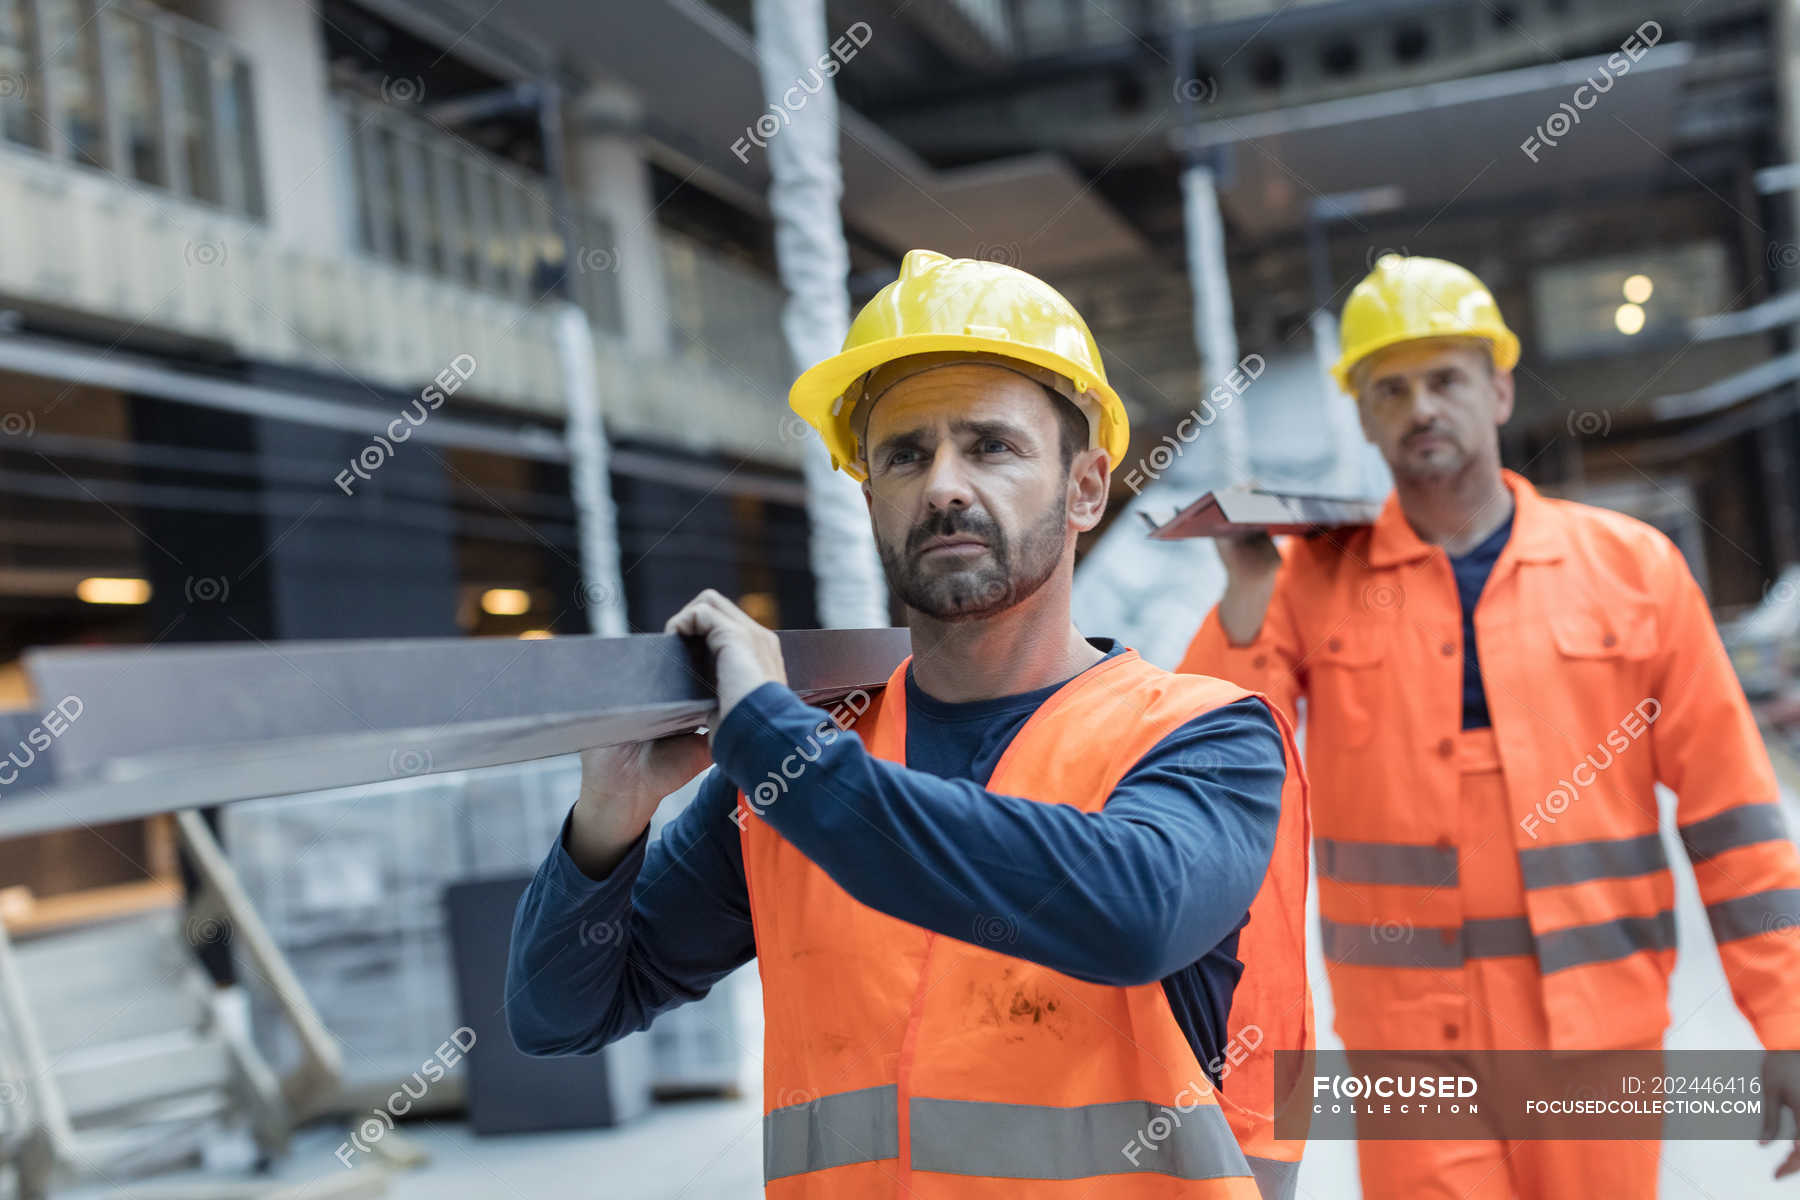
[1517,832,1668,890]
[1248,1154,1300,1200]
[1681,804,1792,863]
[1319,916,1534,967]
[1464,915,1537,959]
[909,1096,1251,1181]
[1706,888,1800,944]
[1536,910,1677,974]
[1316,837,1457,887]
[764,1084,899,1181]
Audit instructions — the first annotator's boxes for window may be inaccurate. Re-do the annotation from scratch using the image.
[40,0,103,169]
[0,0,261,218]
[0,0,42,149]
[1530,243,1731,360]
[338,91,562,306]
[104,7,163,186]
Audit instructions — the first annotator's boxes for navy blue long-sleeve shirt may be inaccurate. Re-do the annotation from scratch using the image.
[1451,512,1514,729]
[505,637,1285,1081]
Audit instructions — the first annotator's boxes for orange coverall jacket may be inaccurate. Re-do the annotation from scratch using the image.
[1180,469,1800,1053]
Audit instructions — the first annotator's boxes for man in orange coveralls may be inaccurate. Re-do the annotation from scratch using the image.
[1180,253,1800,1196]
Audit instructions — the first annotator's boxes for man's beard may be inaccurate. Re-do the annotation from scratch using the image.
[1391,423,1470,485]
[877,498,1067,622]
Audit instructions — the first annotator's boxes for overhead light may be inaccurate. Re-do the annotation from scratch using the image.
[1622,274,1654,304]
[518,629,553,640]
[481,588,531,616]
[76,577,151,605]
[1614,303,1646,335]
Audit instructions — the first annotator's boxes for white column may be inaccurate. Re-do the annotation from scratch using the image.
[190,0,344,252]
[1180,161,1252,489]
[752,0,888,630]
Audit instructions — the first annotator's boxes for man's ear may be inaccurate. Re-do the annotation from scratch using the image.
[1492,369,1516,426]
[1068,447,1110,533]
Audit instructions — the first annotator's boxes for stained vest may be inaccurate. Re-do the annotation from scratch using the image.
[738,649,1313,1198]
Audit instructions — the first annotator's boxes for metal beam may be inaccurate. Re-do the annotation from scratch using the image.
[1141,485,1382,538]
[1652,350,1800,420]
[0,627,910,838]
[0,332,570,462]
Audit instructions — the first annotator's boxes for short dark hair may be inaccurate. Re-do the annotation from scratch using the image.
[1045,386,1089,470]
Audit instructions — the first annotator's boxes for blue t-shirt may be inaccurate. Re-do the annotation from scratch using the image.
[1451,513,1514,729]
[504,638,1285,1084]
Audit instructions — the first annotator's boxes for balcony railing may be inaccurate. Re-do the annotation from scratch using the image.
[0,141,563,414]
[1007,0,1346,57]
[0,0,261,218]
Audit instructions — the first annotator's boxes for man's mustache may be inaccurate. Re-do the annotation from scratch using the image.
[1403,423,1454,446]
[907,510,1000,555]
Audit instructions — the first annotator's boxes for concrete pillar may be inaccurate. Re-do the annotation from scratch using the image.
[565,83,672,356]
[186,0,345,252]
[751,0,889,631]
[1180,160,1252,488]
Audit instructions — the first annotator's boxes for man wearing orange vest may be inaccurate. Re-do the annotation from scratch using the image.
[506,249,1312,1196]
[1180,252,1800,1196]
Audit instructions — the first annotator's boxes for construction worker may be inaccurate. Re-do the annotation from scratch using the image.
[505,249,1312,1197]
[1180,252,1800,1196]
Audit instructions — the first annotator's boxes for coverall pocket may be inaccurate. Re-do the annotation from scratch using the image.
[1332,983,1467,1052]
[1307,629,1386,749]
[1547,605,1658,661]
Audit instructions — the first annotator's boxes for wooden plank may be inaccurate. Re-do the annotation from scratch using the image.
[0,878,181,937]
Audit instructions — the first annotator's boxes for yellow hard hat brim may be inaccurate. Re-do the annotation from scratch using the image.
[791,331,1128,482]
[1330,327,1521,395]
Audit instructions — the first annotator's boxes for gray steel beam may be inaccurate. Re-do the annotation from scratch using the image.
[0,627,911,838]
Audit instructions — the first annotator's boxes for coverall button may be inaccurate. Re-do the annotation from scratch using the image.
[1440,641,1455,656]
[1327,637,1343,652]
[1434,836,1453,852]
[1438,927,1457,947]
[1251,654,1269,669]
[1437,737,1454,757]
[1443,1022,1460,1039]
[1602,632,1618,648]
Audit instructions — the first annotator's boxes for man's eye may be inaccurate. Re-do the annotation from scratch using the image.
[978,438,1010,454]
[889,448,919,466]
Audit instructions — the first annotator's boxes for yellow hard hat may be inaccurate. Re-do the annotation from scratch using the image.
[788,249,1128,481]
[1331,254,1520,395]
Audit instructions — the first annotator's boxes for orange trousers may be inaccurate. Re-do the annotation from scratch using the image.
[1352,727,1662,1199]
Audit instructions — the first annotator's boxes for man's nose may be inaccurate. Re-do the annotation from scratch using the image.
[921,444,975,511]
[1404,380,1444,424]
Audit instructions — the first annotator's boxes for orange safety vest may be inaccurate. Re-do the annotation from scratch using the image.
[738,649,1313,1198]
